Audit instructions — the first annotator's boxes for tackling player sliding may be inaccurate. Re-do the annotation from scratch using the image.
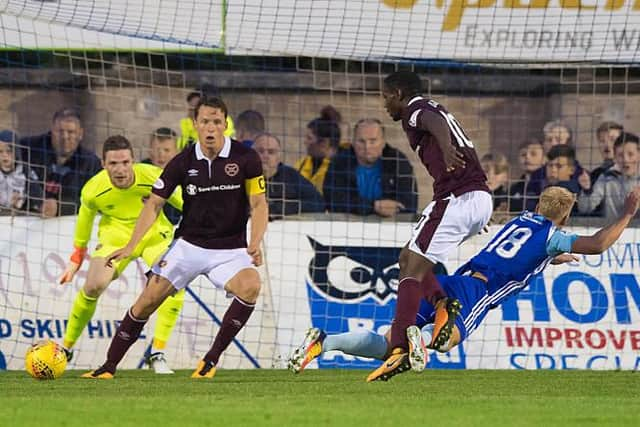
[289,186,640,378]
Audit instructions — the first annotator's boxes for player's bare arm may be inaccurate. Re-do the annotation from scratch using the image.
[105,193,166,266]
[248,192,268,266]
[419,109,465,171]
[571,187,640,255]
[550,253,580,265]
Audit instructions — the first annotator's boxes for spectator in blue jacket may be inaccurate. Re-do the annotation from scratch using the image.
[20,108,101,216]
[253,133,324,220]
[324,118,417,216]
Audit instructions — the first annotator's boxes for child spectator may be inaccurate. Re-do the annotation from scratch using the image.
[141,127,181,224]
[509,138,545,212]
[517,138,545,180]
[142,127,178,169]
[578,132,640,218]
[592,121,623,183]
[512,144,580,212]
[481,153,509,211]
[0,130,43,214]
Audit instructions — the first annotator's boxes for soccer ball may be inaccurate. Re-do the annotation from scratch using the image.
[24,340,67,380]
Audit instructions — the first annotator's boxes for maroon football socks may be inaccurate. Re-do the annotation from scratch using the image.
[390,277,422,351]
[203,296,255,365]
[390,271,447,351]
[421,268,446,305]
[102,308,148,373]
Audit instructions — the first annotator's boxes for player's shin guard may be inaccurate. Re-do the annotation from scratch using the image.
[152,288,185,352]
[102,308,147,373]
[389,277,422,351]
[63,289,98,349]
[203,296,255,365]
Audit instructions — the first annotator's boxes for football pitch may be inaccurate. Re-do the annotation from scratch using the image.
[1,370,638,427]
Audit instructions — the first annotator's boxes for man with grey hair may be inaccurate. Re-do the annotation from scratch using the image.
[253,132,324,219]
[20,108,101,216]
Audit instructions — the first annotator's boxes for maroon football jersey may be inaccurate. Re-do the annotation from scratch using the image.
[152,138,263,249]
[401,96,489,200]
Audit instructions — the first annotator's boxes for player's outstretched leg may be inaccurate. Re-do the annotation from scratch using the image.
[288,327,326,373]
[406,325,428,372]
[147,288,186,374]
[430,298,462,349]
[289,329,389,373]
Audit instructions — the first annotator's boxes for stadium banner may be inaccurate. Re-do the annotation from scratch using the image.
[1,216,639,371]
[225,1,640,63]
[0,1,223,50]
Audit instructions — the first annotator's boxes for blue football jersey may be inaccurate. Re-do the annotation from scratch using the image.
[455,211,577,308]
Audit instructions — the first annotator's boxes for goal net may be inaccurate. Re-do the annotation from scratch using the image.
[0,0,638,372]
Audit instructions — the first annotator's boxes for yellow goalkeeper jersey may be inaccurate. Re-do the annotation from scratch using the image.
[73,163,183,249]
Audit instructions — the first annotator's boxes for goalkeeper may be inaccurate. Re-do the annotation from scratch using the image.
[59,135,184,374]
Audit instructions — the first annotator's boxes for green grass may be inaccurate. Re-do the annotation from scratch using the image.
[1,370,638,427]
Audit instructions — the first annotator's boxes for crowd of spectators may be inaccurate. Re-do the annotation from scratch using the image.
[491,120,639,220]
[1,93,636,222]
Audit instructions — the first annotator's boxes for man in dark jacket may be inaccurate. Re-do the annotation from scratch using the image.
[324,118,417,216]
[20,108,101,216]
[253,132,324,220]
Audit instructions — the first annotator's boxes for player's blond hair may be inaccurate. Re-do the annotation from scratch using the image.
[537,186,576,222]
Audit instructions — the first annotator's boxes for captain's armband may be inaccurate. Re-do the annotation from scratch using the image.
[245,175,266,196]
